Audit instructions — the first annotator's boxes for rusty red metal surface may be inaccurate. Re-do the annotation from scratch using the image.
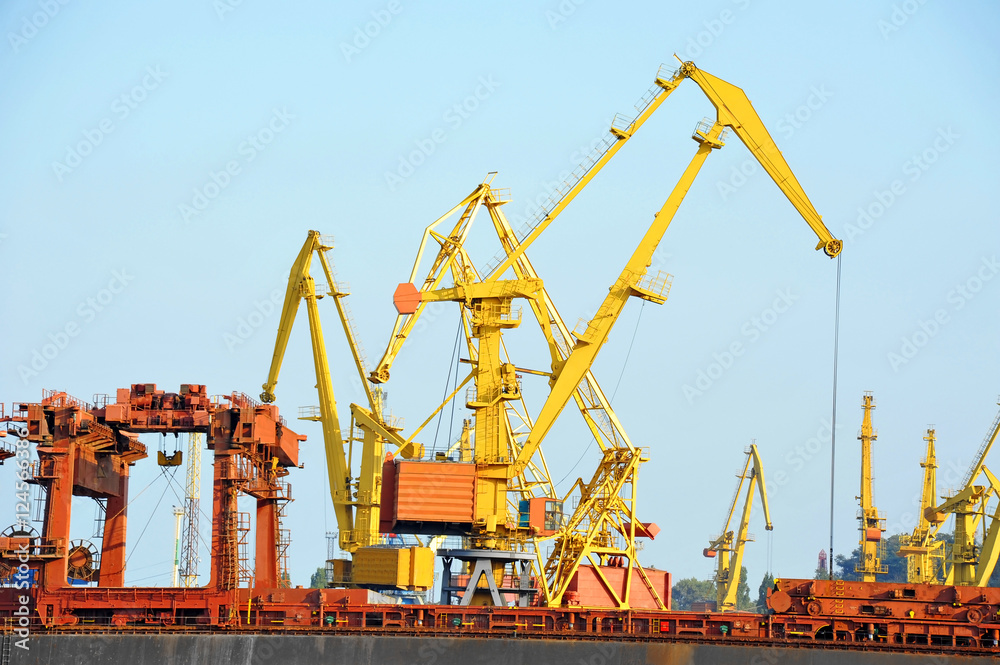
[768,578,1000,647]
[564,565,671,611]
[3,386,1000,658]
[0,385,304,625]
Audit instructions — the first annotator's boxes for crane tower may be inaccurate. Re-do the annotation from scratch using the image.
[856,392,887,582]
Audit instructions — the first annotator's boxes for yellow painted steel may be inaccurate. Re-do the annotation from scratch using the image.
[488,60,841,281]
[370,183,492,385]
[368,177,557,517]
[509,122,725,481]
[351,546,434,590]
[925,400,1000,585]
[359,62,842,606]
[855,393,887,582]
[973,466,1000,586]
[261,231,424,565]
[933,484,987,586]
[483,190,665,609]
[705,444,773,612]
[508,59,844,479]
[374,62,841,391]
[681,63,841,258]
[418,278,543,548]
[898,429,945,584]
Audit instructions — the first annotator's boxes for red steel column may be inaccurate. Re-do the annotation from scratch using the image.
[99,461,129,586]
[255,498,278,589]
[41,442,73,591]
[208,457,227,589]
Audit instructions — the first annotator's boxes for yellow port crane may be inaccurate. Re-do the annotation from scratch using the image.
[924,400,1000,586]
[855,392,887,581]
[261,231,432,589]
[372,60,840,607]
[704,444,772,612]
[897,428,946,584]
[380,180,665,604]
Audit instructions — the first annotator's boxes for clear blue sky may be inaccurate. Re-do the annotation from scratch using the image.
[2,0,998,591]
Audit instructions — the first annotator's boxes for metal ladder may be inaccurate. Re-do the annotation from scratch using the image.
[2,630,12,665]
[961,401,1000,488]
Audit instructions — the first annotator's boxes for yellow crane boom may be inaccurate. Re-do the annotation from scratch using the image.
[368,61,839,608]
[261,231,422,558]
[357,61,840,607]
[509,61,841,479]
[704,444,772,612]
[508,119,724,479]
[488,60,841,281]
[372,60,841,388]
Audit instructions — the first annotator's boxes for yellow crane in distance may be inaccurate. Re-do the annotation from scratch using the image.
[261,231,431,589]
[855,392,887,581]
[925,400,1000,586]
[898,428,946,584]
[704,443,773,612]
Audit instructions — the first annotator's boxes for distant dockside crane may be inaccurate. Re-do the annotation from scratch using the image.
[855,392,887,582]
[898,428,945,584]
[704,444,772,612]
[924,400,1000,586]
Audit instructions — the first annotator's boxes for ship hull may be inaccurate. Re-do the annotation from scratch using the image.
[6,633,996,665]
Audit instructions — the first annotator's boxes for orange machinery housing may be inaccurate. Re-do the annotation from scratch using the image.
[378,457,565,538]
[379,459,476,535]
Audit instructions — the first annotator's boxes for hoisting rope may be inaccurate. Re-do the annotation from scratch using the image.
[124,476,173,566]
[767,530,773,576]
[611,301,646,403]
[828,253,843,579]
[432,316,464,451]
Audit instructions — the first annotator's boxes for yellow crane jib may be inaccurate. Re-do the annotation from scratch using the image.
[678,60,842,259]
[374,61,841,387]
[704,443,772,612]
